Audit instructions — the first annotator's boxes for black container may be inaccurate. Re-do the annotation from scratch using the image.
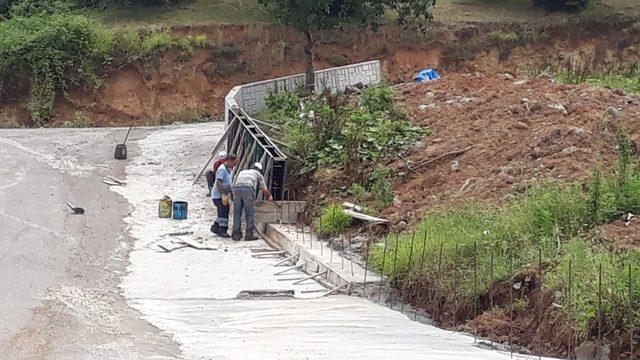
[114,126,132,160]
[114,144,127,159]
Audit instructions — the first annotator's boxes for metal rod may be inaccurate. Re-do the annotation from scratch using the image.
[473,240,478,343]
[349,234,354,277]
[434,241,443,319]
[490,250,494,309]
[274,263,304,275]
[402,232,415,314]
[454,243,460,330]
[330,236,334,263]
[629,263,634,360]
[364,240,370,290]
[319,227,323,256]
[293,191,299,239]
[293,270,328,285]
[509,253,513,358]
[341,235,345,270]
[378,234,389,304]
[274,252,300,266]
[568,258,572,360]
[415,231,428,320]
[538,247,543,360]
[598,262,603,344]
[287,191,292,234]
[390,233,400,309]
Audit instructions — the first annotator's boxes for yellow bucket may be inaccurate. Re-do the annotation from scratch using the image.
[158,196,172,218]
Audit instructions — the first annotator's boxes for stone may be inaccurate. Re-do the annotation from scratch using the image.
[418,104,436,111]
[605,106,620,119]
[513,80,527,85]
[450,160,460,172]
[513,121,530,130]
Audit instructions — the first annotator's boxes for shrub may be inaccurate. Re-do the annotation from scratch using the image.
[315,203,352,238]
[8,0,72,17]
[369,164,393,209]
[532,0,588,12]
[0,15,103,126]
[487,31,521,45]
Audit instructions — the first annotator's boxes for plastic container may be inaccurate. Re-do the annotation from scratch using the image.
[158,196,172,218]
[172,201,188,220]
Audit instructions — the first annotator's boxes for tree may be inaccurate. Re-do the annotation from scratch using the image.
[258,0,436,90]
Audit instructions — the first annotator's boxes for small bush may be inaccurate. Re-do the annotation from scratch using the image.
[532,0,588,11]
[348,183,366,202]
[315,203,352,238]
[369,165,393,209]
[330,54,350,67]
[487,31,521,45]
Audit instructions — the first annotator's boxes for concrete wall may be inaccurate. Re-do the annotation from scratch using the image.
[225,60,382,118]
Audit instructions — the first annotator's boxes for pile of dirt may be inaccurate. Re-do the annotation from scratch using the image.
[387,73,640,229]
[595,215,640,251]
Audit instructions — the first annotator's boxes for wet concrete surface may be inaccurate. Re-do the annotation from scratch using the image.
[0,128,179,359]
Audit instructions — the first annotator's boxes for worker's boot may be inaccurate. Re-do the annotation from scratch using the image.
[244,232,260,241]
[210,222,219,234]
[231,231,243,241]
[217,226,230,238]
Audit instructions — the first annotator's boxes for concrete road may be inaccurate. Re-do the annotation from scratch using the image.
[0,128,179,359]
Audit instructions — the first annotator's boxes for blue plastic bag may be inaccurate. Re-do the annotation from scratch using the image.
[413,69,440,83]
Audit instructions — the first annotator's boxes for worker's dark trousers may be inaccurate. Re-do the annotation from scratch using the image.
[212,198,230,235]
[205,170,215,191]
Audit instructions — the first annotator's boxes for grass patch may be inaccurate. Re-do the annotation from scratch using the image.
[370,131,640,340]
[315,203,352,238]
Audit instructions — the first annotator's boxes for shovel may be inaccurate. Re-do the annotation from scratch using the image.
[66,202,85,214]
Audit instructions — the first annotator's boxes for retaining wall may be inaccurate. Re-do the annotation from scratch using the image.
[225,60,382,118]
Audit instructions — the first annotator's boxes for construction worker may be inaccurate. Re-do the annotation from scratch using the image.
[205,150,227,197]
[210,154,238,238]
[231,162,272,241]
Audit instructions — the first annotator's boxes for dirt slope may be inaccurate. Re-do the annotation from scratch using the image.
[387,73,640,225]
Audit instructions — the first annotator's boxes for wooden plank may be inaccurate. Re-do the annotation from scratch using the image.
[343,209,388,224]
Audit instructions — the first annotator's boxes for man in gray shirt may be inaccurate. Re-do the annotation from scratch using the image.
[231,162,272,241]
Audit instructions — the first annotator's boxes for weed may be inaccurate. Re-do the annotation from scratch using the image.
[369,165,393,209]
[330,54,350,67]
[487,31,520,46]
[62,111,95,128]
[512,298,528,312]
[348,183,366,202]
[315,203,352,238]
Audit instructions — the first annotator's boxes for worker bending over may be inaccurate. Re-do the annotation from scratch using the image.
[231,162,272,241]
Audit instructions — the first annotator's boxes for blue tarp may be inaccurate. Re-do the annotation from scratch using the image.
[413,69,440,83]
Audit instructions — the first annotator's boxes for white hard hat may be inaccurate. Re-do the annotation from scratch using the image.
[253,162,263,171]
[218,150,228,159]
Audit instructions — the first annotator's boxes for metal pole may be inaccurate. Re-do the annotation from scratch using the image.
[415,231,428,320]
[349,234,354,277]
[287,191,291,234]
[509,253,513,358]
[473,240,478,343]
[568,259,573,360]
[538,248,543,360]
[319,226,323,256]
[390,233,400,309]
[402,231,415,314]
[364,240,370,290]
[629,263,634,359]
[341,235,345,270]
[454,243,460,329]
[435,241,443,319]
[378,234,390,304]
[598,262,603,344]
[293,191,299,240]
[489,250,494,347]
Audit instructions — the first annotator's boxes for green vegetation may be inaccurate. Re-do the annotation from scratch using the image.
[263,84,425,177]
[315,203,352,238]
[370,130,640,337]
[533,0,588,11]
[258,0,435,89]
[0,13,207,125]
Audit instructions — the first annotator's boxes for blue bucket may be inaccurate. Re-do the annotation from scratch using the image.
[172,201,188,220]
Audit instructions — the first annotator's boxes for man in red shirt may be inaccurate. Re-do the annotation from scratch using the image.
[205,150,227,197]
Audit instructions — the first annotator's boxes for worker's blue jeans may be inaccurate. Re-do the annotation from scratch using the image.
[232,187,255,240]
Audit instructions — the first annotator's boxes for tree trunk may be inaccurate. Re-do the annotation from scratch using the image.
[303,30,315,92]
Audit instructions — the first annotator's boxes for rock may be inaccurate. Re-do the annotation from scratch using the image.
[414,140,426,149]
[450,160,460,172]
[560,146,578,156]
[393,196,402,206]
[513,121,530,130]
[547,103,568,115]
[418,104,436,111]
[537,72,555,81]
[604,106,620,119]
[575,341,611,360]
[568,126,587,135]
[627,95,640,105]
[513,80,527,85]
[500,73,515,80]
[431,138,443,143]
